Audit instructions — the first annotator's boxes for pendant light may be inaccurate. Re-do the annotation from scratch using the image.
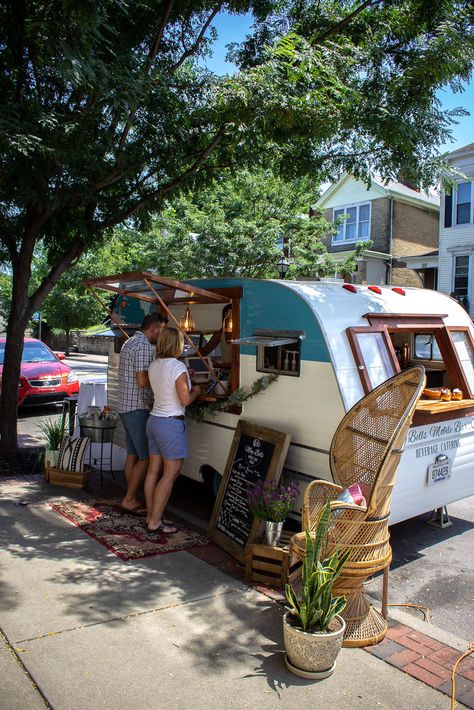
[180,306,195,332]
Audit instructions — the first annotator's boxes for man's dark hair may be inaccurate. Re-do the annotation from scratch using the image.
[141,312,168,330]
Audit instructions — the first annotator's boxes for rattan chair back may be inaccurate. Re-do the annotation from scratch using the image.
[330,365,425,518]
[295,366,426,647]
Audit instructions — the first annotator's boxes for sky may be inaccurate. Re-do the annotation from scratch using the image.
[205,12,473,155]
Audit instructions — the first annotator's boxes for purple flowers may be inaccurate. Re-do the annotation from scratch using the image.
[247,480,299,522]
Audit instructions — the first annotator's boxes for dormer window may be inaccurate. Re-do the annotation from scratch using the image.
[333,203,370,243]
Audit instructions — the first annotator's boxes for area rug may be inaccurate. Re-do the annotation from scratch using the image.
[51,499,210,561]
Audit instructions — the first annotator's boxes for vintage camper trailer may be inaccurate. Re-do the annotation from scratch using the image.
[86,273,474,524]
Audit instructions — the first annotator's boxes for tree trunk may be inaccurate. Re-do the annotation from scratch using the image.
[65,329,70,356]
[0,273,31,454]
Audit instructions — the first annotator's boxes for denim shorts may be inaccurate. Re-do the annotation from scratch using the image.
[120,409,150,460]
[146,416,188,460]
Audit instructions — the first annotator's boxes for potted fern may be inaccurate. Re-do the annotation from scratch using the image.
[283,501,350,679]
[40,417,67,480]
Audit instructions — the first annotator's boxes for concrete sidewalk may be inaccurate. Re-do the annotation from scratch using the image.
[1,475,472,710]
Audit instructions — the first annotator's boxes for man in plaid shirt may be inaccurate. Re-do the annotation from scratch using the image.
[118,312,167,513]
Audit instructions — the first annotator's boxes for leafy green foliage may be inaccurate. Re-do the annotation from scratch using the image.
[133,168,369,279]
[285,501,350,633]
[144,169,331,278]
[187,373,278,422]
[38,417,67,451]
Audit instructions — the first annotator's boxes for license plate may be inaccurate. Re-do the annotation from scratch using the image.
[427,459,452,486]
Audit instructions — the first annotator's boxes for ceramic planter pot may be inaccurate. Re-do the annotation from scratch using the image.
[283,612,346,679]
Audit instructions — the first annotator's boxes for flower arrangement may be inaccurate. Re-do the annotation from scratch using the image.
[247,480,299,522]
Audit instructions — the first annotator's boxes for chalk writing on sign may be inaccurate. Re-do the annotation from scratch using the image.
[216,435,275,547]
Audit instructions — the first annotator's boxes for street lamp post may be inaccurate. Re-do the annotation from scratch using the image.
[277,257,290,279]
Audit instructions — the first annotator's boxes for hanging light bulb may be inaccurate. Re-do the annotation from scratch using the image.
[180,306,195,332]
[224,309,233,333]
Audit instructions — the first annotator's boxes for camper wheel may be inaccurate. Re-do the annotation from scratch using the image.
[201,465,222,499]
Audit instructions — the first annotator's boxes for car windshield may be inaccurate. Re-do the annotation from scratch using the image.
[0,343,57,364]
[20,343,58,363]
[0,343,57,365]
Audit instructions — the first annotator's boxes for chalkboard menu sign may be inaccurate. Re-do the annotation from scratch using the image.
[208,420,291,563]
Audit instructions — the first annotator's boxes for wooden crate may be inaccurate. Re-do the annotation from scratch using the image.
[47,467,89,490]
[245,531,302,588]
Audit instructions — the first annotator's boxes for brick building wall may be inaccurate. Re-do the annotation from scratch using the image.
[369,198,390,253]
[391,201,439,287]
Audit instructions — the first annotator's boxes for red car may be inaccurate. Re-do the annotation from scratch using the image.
[0,337,80,407]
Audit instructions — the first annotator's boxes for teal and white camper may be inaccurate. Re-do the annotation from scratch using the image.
[87,272,474,524]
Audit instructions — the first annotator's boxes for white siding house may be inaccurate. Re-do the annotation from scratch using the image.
[438,143,474,318]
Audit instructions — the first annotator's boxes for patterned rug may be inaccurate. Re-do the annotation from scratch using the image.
[51,499,210,561]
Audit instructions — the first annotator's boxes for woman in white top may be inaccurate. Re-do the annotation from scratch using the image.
[144,328,201,534]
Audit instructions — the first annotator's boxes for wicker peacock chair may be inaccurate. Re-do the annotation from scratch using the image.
[290,366,426,647]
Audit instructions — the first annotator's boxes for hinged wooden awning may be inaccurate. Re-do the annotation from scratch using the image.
[84,271,229,388]
[84,271,230,305]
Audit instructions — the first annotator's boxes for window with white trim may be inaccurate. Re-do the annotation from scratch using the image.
[456,182,472,225]
[333,203,370,243]
[452,254,470,301]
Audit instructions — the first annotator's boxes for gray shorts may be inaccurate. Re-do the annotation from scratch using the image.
[146,416,188,460]
[120,409,150,460]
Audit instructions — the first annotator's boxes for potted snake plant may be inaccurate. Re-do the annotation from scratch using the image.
[283,501,350,679]
[40,417,67,479]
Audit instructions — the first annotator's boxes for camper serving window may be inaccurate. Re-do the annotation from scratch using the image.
[347,315,474,401]
[232,330,305,377]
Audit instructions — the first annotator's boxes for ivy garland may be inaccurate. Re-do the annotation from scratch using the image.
[186,373,279,422]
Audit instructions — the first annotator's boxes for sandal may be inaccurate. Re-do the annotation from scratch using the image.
[148,521,178,535]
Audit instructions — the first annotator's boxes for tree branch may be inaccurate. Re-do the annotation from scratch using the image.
[171,3,224,72]
[28,236,87,314]
[117,0,176,154]
[314,0,384,44]
[102,125,228,227]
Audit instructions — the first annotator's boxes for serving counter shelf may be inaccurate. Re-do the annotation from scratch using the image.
[416,398,474,414]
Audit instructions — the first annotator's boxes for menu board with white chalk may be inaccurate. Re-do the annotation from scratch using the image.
[208,421,291,562]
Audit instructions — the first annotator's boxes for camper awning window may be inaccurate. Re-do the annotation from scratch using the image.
[232,329,305,348]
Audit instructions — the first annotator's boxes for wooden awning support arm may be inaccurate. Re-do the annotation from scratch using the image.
[143,278,224,390]
[88,287,130,339]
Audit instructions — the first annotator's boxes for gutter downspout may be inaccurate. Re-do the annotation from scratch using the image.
[387,197,393,284]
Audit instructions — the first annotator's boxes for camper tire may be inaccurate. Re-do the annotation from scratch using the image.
[201,466,222,499]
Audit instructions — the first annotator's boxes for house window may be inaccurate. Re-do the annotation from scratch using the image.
[452,255,470,302]
[333,203,370,243]
[456,182,472,225]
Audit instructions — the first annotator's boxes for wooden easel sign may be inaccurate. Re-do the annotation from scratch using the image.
[208,420,291,563]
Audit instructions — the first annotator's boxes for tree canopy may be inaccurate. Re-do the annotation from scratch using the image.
[0,0,473,451]
[137,169,347,279]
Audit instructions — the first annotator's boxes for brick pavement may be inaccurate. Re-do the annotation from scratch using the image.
[365,621,474,708]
